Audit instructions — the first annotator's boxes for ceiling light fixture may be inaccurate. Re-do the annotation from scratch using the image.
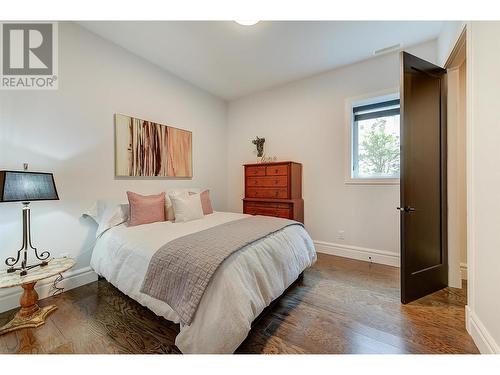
[235,20,260,26]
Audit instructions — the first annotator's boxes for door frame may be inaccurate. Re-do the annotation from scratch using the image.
[445,28,467,289]
[445,21,477,342]
[442,24,474,335]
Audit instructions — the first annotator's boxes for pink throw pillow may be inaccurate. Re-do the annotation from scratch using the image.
[189,190,214,215]
[127,191,166,226]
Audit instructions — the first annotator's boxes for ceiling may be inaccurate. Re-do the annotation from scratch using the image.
[79,21,445,100]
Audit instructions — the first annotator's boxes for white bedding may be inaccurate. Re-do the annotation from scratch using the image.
[90,211,316,353]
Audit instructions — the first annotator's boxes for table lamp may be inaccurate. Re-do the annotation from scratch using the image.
[0,169,59,276]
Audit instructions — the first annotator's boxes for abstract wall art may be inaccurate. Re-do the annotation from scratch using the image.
[115,114,192,178]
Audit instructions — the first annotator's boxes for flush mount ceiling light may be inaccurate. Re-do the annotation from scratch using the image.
[235,20,260,26]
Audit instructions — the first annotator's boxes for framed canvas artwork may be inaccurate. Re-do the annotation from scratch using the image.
[115,114,193,177]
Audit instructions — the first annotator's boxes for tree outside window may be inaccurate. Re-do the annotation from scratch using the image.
[352,98,400,180]
[357,116,400,177]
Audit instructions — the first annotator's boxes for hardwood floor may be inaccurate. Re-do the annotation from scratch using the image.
[0,253,478,354]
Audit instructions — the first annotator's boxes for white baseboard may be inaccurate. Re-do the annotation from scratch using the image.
[0,266,98,313]
[314,240,400,267]
[466,305,500,354]
[460,262,468,280]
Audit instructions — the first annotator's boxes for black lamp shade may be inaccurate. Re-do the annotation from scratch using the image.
[0,171,59,202]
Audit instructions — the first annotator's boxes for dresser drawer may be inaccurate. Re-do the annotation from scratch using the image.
[245,166,266,176]
[245,201,291,209]
[244,206,292,219]
[246,188,288,199]
[266,165,288,176]
[246,176,288,187]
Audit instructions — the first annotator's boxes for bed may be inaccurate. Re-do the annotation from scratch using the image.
[90,211,316,353]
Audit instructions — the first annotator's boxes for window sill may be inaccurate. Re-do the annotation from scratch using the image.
[344,178,400,186]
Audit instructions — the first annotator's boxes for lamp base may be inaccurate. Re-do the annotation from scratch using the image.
[6,261,49,275]
[4,203,50,276]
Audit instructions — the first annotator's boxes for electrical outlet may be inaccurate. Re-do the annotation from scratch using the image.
[337,230,345,240]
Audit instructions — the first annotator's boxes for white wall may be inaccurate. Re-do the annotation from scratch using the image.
[226,41,437,264]
[0,22,228,311]
[466,21,500,354]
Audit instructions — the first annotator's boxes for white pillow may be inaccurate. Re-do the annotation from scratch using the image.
[82,202,99,222]
[83,200,128,238]
[165,191,188,221]
[165,188,202,221]
[170,193,204,223]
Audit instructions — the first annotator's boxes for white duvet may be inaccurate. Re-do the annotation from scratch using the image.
[90,211,316,353]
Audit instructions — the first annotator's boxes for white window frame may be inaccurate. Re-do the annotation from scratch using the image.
[344,89,400,185]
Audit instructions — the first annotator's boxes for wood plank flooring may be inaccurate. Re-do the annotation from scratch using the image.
[0,254,479,354]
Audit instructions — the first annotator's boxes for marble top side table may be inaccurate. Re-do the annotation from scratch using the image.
[0,257,75,335]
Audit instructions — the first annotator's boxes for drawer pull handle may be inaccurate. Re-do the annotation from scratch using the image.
[275,169,279,174]
[275,191,279,197]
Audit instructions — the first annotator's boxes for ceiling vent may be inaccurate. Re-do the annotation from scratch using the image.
[373,43,401,56]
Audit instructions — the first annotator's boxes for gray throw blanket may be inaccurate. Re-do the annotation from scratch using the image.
[140,216,302,325]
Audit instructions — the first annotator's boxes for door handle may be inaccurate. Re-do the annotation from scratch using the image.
[396,206,416,213]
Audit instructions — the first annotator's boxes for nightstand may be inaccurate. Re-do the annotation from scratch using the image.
[0,257,75,335]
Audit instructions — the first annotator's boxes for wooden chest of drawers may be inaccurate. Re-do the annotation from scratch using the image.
[243,161,304,223]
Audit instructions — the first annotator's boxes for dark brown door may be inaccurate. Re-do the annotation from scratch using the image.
[400,52,447,304]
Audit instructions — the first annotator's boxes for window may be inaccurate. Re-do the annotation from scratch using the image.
[350,97,400,182]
